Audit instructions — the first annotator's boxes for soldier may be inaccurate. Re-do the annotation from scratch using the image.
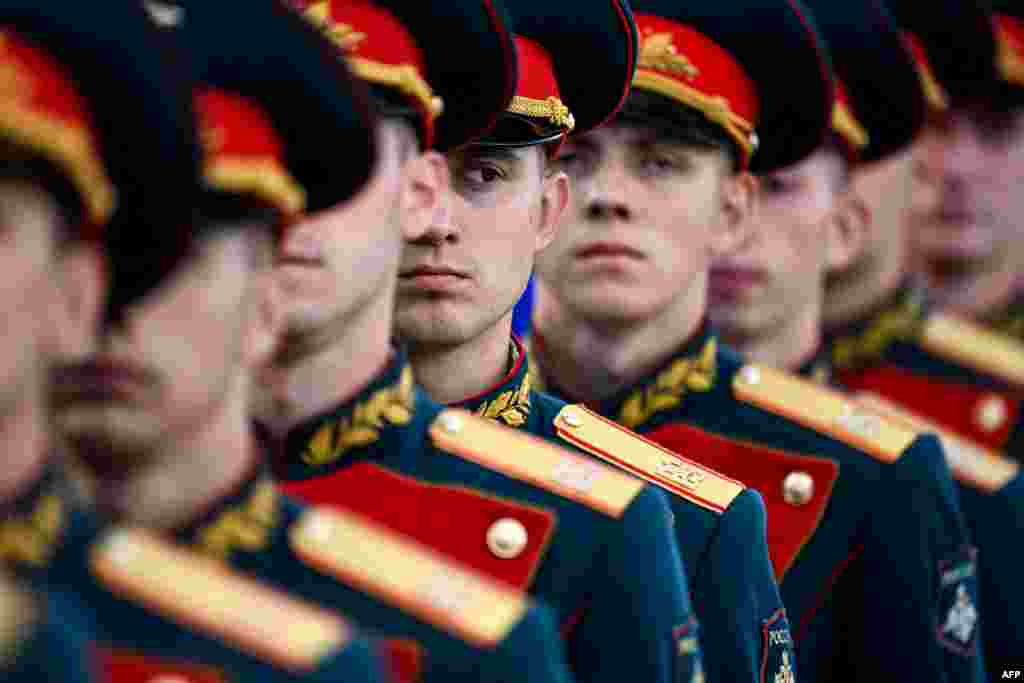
[805,0,1024,672]
[908,0,1024,341]
[0,1,392,681]
[394,1,791,681]
[51,1,575,681]
[529,0,986,681]
[261,2,703,682]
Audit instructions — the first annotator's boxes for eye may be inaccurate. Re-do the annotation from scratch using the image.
[761,174,796,195]
[462,164,505,185]
[638,154,677,176]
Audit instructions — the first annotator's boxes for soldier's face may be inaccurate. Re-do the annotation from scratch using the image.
[535,123,742,326]
[909,106,1024,273]
[55,230,277,475]
[708,147,842,340]
[276,121,410,348]
[0,180,102,424]
[394,144,566,347]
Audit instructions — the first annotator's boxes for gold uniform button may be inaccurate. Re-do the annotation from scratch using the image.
[561,409,583,428]
[782,471,814,506]
[486,518,528,559]
[438,412,464,434]
[739,366,761,386]
[974,395,1008,433]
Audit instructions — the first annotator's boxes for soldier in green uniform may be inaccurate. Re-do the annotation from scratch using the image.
[907,0,1024,342]
[49,1,575,681]
[780,0,1024,673]
[393,1,794,680]
[260,2,704,682]
[529,0,986,681]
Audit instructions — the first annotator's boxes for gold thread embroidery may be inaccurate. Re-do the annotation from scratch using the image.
[619,339,717,429]
[0,495,65,567]
[638,32,700,80]
[303,2,367,52]
[830,293,924,370]
[998,26,1024,87]
[476,373,532,428]
[831,101,869,151]
[194,480,279,560]
[303,366,416,466]
[204,157,306,215]
[506,96,574,132]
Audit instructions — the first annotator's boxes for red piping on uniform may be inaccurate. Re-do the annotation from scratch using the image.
[794,543,864,643]
[455,336,527,405]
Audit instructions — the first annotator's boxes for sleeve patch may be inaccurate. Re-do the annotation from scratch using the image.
[855,392,1020,493]
[936,546,980,657]
[89,527,349,672]
[733,364,916,463]
[760,609,796,683]
[290,507,528,648]
[922,314,1024,389]
[554,405,744,513]
[673,617,705,683]
[429,409,644,518]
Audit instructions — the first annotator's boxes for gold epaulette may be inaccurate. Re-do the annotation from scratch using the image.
[290,507,528,648]
[0,576,37,667]
[429,409,644,518]
[552,404,744,514]
[90,527,350,672]
[733,364,917,464]
[921,313,1024,388]
[856,393,1020,493]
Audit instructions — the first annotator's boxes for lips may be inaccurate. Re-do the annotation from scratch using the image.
[55,359,152,400]
[574,242,645,261]
[709,266,766,299]
[399,265,469,279]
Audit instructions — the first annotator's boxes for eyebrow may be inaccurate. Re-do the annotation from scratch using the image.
[461,147,527,165]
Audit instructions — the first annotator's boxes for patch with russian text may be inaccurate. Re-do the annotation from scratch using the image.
[761,608,796,683]
[673,617,705,683]
[936,545,980,656]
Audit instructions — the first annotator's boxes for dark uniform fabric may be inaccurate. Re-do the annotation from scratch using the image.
[534,322,985,683]
[822,281,1024,673]
[465,337,788,683]
[0,465,388,683]
[174,461,575,683]
[273,350,702,683]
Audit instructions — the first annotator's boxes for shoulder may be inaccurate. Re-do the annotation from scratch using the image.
[919,313,1024,389]
[547,404,745,515]
[729,363,918,465]
[428,408,646,518]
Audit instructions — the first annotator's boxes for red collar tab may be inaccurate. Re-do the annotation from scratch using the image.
[0,29,114,231]
[299,0,441,148]
[995,13,1024,89]
[901,32,949,112]
[506,35,575,135]
[831,77,869,162]
[633,13,759,169]
[196,88,305,217]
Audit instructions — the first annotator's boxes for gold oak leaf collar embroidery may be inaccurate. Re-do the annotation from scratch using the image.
[830,289,926,370]
[476,373,532,428]
[619,338,717,429]
[638,32,700,79]
[302,366,416,466]
[0,494,65,568]
[194,480,279,560]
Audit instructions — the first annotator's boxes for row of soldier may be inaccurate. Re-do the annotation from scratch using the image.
[1,0,1022,681]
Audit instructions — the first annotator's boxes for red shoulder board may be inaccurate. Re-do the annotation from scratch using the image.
[643,421,838,579]
[281,462,555,590]
[98,648,227,683]
[838,363,1020,453]
[381,638,423,683]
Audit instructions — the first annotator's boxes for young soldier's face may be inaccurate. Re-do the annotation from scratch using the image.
[535,122,745,325]
[0,180,101,422]
[55,229,277,474]
[909,106,1024,273]
[276,121,411,349]
[708,147,843,338]
[394,144,566,346]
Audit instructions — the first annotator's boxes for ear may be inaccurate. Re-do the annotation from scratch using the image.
[48,242,107,360]
[825,189,871,272]
[243,264,285,370]
[536,168,570,252]
[399,149,450,241]
[711,170,758,259]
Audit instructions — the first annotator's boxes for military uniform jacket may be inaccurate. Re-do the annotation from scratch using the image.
[175,459,574,683]
[273,351,703,683]
[0,463,388,683]
[822,282,1024,673]
[461,337,787,683]
[533,322,985,683]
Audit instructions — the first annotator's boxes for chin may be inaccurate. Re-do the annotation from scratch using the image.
[395,306,477,349]
[566,284,667,326]
[59,407,163,475]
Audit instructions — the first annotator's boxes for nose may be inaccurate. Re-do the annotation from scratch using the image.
[405,192,459,246]
[584,164,635,222]
[586,197,633,222]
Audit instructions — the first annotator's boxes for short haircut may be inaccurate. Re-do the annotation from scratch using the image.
[614,88,743,172]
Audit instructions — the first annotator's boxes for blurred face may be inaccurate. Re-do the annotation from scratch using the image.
[909,106,1024,273]
[0,179,101,422]
[277,121,413,350]
[395,145,565,346]
[55,228,272,476]
[535,123,744,326]
[709,148,842,338]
